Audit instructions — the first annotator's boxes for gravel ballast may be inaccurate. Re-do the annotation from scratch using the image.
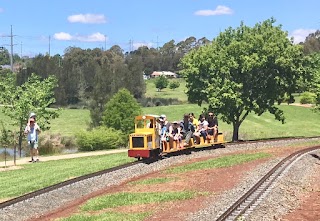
[1,138,319,221]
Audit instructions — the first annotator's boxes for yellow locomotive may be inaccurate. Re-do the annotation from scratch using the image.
[128,114,225,159]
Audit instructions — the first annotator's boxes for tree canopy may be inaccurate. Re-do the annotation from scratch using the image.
[180,18,307,141]
[154,75,169,91]
[101,88,142,135]
[0,73,60,153]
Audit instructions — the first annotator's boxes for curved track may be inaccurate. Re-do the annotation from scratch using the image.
[215,145,320,221]
[1,137,319,214]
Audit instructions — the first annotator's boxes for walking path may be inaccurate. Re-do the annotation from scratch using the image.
[0,149,127,168]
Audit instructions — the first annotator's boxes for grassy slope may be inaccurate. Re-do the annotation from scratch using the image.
[145,78,188,102]
[0,80,317,140]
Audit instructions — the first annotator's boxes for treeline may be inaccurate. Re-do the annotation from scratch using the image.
[1,29,320,126]
[10,37,210,125]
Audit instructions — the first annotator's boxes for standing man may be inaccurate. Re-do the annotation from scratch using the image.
[24,114,41,162]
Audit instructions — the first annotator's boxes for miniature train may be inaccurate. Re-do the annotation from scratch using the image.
[128,114,225,159]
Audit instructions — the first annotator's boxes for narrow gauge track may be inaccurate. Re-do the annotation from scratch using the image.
[215,145,320,221]
[0,161,140,210]
[1,137,319,213]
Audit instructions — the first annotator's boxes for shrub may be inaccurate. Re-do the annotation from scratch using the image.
[39,134,64,155]
[76,127,126,151]
[300,92,316,104]
[138,97,182,107]
[61,136,76,148]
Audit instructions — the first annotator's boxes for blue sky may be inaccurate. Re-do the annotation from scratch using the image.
[0,0,319,57]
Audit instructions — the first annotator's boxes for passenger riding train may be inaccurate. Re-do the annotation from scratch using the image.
[128,114,225,160]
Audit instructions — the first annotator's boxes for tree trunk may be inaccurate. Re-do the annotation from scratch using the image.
[232,123,240,142]
[18,123,23,158]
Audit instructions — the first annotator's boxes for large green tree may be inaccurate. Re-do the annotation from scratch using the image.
[308,52,320,110]
[303,30,320,55]
[101,88,141,135]
[0,47,10,65]
[154,75,169,91]
[0,73,60,154]
[180,18,307,141]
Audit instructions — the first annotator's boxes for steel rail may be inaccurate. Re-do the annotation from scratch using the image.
[215,145,320,221]
[1,137,319,212]
[0,161,140,209]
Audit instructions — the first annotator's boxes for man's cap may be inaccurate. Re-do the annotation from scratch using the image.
[160,114,166,119]
[172,121,179,124]
[29,112,36,118]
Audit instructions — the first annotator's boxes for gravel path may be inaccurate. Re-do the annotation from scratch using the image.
[0,138,319,221]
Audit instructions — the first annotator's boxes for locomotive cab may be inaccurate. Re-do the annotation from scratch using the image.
[128,115,161,159]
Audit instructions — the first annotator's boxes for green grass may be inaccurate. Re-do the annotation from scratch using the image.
[0,152,134,199]
[49,108,91,136]
[0,107,90,137]
[166,153,271,174]
[59,212,150,221]
[142,104,320,141]
[1,104,318,141]
[81,191,199,211]
[144,78,188,102]
[130,177,178,185]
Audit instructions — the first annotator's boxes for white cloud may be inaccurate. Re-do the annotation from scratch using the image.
[53,32,107,42]
[53,32,73,41]
[76,32,107,42]
[194,5,233,16]
[68,13,106,24]
[133,42,153,49]
[290,28,316,44]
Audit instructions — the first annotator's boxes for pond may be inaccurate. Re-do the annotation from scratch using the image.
[0,147,26,157]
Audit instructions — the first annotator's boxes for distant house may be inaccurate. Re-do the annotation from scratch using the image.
[0,65,11,70]
[151,71,177,78]
[143,74,150,80]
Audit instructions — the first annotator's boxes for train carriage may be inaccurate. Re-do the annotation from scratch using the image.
[128,114,225,160]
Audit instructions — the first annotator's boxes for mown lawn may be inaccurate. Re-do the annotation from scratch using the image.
[144,78,188,102]
[143,104,320,141]
[0,152,134,200]
[0,103,319,141]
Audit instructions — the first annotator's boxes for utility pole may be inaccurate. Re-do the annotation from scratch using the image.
[10,25,14,71]
[20,41,22,58]
[2,25,16,71]
[104,34,107,51]
[156,36,159,50]
[129,39,133,52]
[48,35,51,56]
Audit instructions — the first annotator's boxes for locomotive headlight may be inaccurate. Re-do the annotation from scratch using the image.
[142,115,146,119]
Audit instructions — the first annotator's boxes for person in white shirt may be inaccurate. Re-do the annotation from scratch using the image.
[24,117,41,162]
[194,114,209,144]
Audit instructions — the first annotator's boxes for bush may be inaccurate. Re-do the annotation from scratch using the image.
[138,97,182,107]
[61,136,77,148]
[76,127,126,151]
[39,134,64,155]
[300,92,316,104]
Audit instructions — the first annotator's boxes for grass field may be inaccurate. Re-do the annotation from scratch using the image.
[0,80,316,141]
[0,103,318,141]
[144,78,188,102]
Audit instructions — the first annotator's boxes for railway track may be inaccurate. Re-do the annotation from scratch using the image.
[0,161,140,210]
[1,137,319,220]
[215,145,320,221]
